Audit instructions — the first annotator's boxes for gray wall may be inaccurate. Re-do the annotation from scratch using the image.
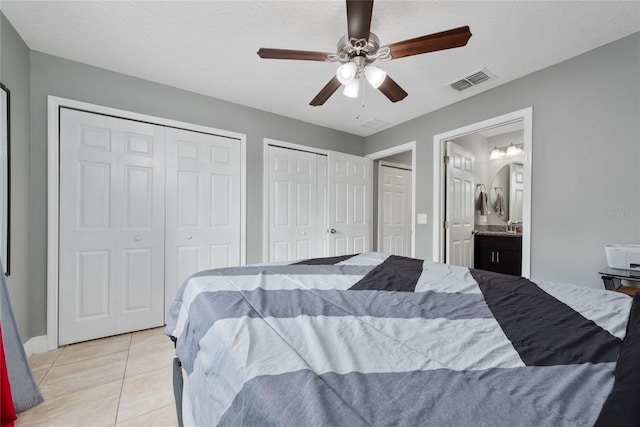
[5,12,639,342]
[365,32,640,288]
[27,52,364,340]
[0,14,32,341]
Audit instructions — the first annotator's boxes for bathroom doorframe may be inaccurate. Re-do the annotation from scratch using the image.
[432,108,533,278]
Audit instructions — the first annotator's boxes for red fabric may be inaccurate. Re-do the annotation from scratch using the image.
[0,325,16,427]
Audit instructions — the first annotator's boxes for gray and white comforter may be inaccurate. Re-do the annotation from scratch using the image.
[166,252,636,426]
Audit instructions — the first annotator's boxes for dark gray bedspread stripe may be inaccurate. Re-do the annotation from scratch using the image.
[596,294,640,427]
[178,288,493,375]
[222,364,612,426]
[293,254,360,265]
[349,255,424,292]
[472,269,622,366]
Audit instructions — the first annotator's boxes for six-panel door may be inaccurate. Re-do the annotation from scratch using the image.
[379,164,412,257]
[59,109,166,345]
[327,151,372,256]
[446,141,475,268]
[59,109,243,344]
[267,146,326,262]
[164,128,242,315]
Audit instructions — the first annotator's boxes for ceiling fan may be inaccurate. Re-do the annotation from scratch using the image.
[257,0,472,106]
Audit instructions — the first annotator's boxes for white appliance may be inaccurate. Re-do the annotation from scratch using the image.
[605,244,640,271]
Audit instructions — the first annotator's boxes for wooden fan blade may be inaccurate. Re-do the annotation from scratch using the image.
[310,77,342,106]
[346,0,374,41]
[378,75,408,103]
[387,26,472,60]
[257,48,331,61]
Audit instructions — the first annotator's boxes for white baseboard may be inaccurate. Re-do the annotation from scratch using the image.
[23,335,50,358]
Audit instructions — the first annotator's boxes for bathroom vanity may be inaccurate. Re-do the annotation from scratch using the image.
[474,232,522,276]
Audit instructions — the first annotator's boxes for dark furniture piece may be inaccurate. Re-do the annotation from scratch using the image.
[474,233,522,276]
[599,267,640,296]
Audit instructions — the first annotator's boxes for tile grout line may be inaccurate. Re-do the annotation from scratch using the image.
[113,333,133,427]
[34,345,65,387]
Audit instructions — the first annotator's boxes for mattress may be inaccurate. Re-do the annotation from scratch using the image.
[166,252,639,426]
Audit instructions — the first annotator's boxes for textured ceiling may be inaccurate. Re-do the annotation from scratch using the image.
[2,1,639,136]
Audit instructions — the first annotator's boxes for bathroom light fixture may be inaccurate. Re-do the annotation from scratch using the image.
[506,142,523,156]
[489,146,505,160]
[490,143,524,159]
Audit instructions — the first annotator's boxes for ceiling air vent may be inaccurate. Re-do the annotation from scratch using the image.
[450,79,473,91]
[449,68,495,91]
[360,118,389,130]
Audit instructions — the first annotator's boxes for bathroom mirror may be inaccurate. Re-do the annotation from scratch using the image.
[490,162,523,223]
[490,164,510,219]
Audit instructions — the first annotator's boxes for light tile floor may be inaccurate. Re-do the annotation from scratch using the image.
[16,327,178,427]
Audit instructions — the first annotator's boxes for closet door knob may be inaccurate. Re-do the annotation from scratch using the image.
[328,228,337,234]
[134,235,141,242]
[187,235,193,240]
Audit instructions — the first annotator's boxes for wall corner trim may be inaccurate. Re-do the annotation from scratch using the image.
[23,335,49,358]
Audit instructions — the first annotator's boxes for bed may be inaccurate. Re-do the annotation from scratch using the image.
[166,252,640,426]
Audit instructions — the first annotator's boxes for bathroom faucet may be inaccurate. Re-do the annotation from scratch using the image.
[506,220,521,233]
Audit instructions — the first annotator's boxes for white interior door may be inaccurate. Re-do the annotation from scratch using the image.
[509,163,524,222]
[378,164,412,256]
[267,146,324,262]
[445,141,475,267]
[317,155,328,257]
[327,151,372,256]
[164,128,241,312]
[59,109,165,345]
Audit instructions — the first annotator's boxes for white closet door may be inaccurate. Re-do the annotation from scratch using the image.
[379,165,412,257]
[165,128,241,312]
[267,146,319,262]
[327,151,372,256]
[59,109,165,345]
[445,141,475,268]
[316,155,328,257]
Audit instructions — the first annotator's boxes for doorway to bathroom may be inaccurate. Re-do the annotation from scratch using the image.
[432,108,533,277]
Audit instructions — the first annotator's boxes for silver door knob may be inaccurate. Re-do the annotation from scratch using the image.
[187,235,193,240]
[328,228,337,234]
[134,236,141,242]
[302,232,307,236]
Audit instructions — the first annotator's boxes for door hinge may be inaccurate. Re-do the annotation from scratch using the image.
[443,155,450,164]
[443,220,449,229]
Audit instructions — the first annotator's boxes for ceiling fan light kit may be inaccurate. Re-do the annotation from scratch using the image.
[364,65,387,89]
[257,0,472,106]
[342,78,360,98]
[336,62,358,85]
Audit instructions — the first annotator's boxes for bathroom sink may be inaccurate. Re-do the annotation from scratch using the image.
[473,230,521,237]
